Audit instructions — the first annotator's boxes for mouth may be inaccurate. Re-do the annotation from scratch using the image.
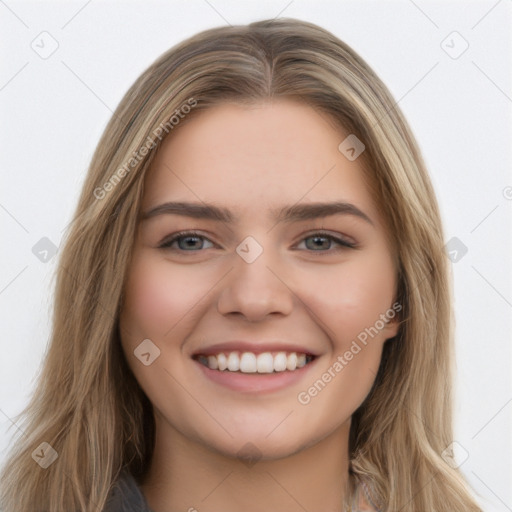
[191,342,320,393]
[193,350,316,374]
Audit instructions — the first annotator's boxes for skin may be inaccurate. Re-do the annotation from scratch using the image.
[119,99,399,512]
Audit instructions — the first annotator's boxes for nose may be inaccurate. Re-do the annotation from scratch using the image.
[216,243,294,322]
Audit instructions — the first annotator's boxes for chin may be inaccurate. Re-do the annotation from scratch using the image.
[197,426,313,463]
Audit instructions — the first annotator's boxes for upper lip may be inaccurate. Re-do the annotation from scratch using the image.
[192,341,319,357]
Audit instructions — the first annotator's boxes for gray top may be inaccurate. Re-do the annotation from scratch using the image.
[103,470,153,512]
[103,470,379,511]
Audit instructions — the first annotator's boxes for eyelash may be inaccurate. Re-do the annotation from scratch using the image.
[158,230,357,253]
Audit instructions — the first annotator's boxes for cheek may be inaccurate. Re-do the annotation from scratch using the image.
[301,252,396,344]
[294,253,396,420]
[120,251,212,341]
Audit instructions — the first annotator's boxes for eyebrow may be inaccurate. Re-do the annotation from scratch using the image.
[140,201,374,226]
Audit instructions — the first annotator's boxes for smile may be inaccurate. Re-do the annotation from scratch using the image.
[194,351,315,373]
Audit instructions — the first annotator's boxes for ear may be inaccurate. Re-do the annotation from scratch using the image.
[380,301,402,340]
[381,317,400,340]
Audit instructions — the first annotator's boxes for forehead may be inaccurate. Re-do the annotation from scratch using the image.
[142,100,379,224]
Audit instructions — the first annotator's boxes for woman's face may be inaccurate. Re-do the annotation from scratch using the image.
[119,99,399,460]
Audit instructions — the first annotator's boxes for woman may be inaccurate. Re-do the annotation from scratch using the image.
[0,18,482,511]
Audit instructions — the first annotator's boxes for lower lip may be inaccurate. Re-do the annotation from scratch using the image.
[193,358,318,393]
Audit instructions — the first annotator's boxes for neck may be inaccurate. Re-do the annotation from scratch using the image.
[140,414,352,512]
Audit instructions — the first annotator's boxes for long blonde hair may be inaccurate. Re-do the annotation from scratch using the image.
[0,18,481,511]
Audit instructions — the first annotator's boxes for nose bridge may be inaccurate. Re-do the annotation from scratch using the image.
[216,235,294,320]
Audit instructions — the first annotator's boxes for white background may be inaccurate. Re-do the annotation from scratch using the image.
[1,1,511,510]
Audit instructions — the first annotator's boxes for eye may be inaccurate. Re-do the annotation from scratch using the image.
[158,231,215,251]
[158,230,356,253]
[297,232,356,252]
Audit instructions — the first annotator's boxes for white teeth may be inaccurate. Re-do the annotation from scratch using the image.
[217,353,227,371]
[286,352,297,371]
[201,351,313,373]
[273,352,288,372]
[256,352,274,373]
[227,352,240,371]
[240,352,257,373]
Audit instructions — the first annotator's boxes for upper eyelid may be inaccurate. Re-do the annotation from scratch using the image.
[159,231,214,248]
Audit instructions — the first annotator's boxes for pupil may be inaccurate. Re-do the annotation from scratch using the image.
[181,236,201,249]
[308,236,329,250]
